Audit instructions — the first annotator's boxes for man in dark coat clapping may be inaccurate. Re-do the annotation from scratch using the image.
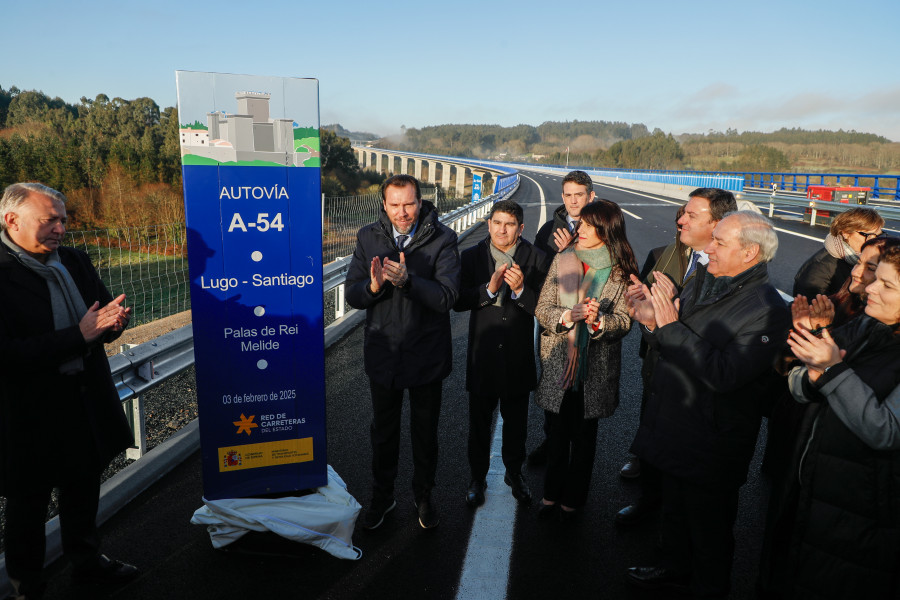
[0,183,138,599]
[625,211,790,599]
[454,200,547,507]
[346,175,460,531]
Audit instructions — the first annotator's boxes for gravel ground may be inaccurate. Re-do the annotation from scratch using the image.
[0,312,200,554]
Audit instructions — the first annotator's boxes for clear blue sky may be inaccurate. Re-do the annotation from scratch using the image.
[4,0,899,141]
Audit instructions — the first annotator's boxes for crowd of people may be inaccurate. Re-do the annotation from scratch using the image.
[347,172,900,599]
[3,173,897,599]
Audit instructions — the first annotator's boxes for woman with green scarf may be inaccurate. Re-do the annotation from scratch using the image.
[535,200,638,520]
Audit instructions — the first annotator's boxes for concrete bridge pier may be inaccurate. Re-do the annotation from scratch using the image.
[456,165,467,198]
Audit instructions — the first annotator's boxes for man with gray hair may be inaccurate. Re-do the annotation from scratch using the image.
[616,188,738,526]
[624,211,790,598]
[0,183,137,599]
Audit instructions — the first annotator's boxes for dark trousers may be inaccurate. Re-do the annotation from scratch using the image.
[543,390,599,509]
[635,351,662,506]
[4,473,102,597]
[370,379,442,501]
[659,473,739,599]
[638,458,662,506]
[467,390,528,481]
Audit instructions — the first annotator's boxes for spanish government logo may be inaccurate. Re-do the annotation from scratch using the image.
[223,450,242,468]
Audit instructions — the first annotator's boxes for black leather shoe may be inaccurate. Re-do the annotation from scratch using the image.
[415,494,439,529]
[527,441,548,465]
[72,554,139,585]
[361,496,396,530]
[466,479,486,507]
[504,472,532,504]
[614,499,659,527]
[619,457,641,479]
[625,566,690,590]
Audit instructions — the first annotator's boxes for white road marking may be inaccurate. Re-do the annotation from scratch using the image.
[773,227,824,243]
[522,174,547,226]
[596,183,682,206]
[620,208,642,220]
[455,414,517,600]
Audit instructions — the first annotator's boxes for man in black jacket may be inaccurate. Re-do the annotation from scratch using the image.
[529,170,595,463]
[625,211,790,598]
[454,201,547,507]
[533,169,595,260]
[0,183,137,599]
[617,189,737,527]
[346,175,460,531]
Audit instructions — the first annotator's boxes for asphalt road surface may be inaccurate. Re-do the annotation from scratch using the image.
[42,173,856,599]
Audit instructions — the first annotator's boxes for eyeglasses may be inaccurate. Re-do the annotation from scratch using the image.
[858,231,881,240]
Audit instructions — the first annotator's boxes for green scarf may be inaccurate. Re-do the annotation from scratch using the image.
[557,246,613,390]
[489,239,519,307]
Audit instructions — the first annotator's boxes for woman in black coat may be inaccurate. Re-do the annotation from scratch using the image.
[769,244,900,599]
[792,207,883,300]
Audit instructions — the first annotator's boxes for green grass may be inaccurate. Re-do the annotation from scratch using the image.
[72,242,190,326]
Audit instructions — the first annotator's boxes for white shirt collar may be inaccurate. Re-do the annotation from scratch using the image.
[392,221,418,241]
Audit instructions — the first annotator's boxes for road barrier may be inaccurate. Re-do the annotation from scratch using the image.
[740,189,900,225]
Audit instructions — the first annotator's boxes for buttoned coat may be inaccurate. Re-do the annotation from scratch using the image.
[534,253,632,419]
[0,244,133,495]
[345,200,460,389]
[453,235,548,396]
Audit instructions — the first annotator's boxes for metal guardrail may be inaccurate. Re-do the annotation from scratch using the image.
[743,172,900,201]
[740,190,900,226]
[111,325,195,459]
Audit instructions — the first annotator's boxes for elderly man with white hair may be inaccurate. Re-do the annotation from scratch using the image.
[0,182,137,600]
[624,211,791,599]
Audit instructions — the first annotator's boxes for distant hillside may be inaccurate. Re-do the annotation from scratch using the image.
[373,121,900,174]
[679,128,899,173]
[322,123,378,143]
[677,127,891,145]
[378,120,651,160]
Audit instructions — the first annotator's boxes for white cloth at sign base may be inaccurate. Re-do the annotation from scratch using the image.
[190,465,363,560]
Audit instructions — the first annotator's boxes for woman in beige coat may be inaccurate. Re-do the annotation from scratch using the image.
[535,200,637,519]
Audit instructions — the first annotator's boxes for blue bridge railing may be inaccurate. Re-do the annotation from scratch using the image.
[740,172,900,200]
[585,168,744,192]
[520,164,899,201]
